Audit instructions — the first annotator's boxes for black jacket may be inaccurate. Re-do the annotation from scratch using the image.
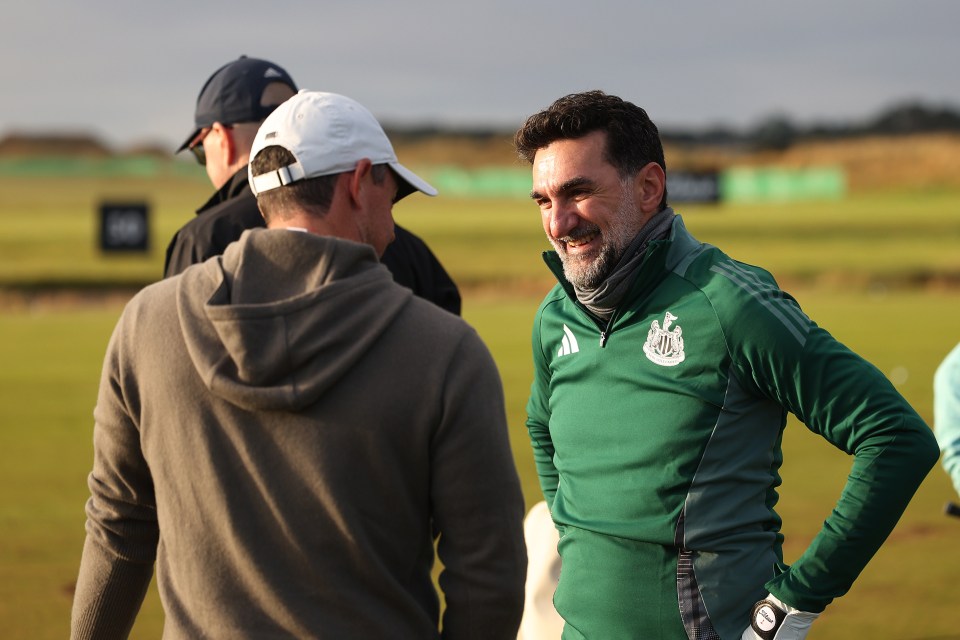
[164,169,462,315]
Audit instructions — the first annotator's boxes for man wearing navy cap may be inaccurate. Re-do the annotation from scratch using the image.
[165,56,462,315]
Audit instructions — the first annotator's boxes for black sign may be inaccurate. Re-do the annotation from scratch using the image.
[100,202,149,252]
[667,171,721,204]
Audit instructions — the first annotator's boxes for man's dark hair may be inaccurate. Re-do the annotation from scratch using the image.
[515,90,668,208]
[250,146,389,222]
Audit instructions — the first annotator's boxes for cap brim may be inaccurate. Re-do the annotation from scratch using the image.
[176,127,202,154]
[391,162,437,201]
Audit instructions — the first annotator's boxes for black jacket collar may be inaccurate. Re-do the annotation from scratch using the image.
[197,168,251,215]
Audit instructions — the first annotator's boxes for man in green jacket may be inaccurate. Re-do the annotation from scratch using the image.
[515,90,939,640]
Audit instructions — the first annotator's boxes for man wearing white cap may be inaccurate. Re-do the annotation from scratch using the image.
[70,90,527,639]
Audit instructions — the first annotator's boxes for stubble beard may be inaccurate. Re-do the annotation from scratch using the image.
[550,196,641,290]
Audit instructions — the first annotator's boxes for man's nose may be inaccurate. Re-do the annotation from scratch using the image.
[546,204,578,240]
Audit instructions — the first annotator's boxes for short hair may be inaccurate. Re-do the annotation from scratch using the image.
[515,90,667,208]
[250,146,390,223]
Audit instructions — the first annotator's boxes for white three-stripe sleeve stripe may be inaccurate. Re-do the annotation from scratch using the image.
[709,262,809,346]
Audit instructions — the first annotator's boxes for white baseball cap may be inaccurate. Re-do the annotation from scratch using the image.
[248,90,437,200]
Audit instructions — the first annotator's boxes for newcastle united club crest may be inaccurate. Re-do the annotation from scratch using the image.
[643,311,685,366]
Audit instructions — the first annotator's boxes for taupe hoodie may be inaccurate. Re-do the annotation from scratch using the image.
[71,229,527,639]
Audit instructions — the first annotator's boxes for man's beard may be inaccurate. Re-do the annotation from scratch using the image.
[549,196,640,290]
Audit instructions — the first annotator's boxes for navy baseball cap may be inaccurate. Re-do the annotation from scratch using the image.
[177,56,298,153]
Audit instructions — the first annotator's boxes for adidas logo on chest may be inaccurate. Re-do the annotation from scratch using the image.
[557,324,580,357]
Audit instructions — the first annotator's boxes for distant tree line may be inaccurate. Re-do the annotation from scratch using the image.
[3,100,959,158]
[386,100,960,152]
[658,101,960,151]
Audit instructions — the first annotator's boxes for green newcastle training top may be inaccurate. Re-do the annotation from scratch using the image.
[526,215,938,640]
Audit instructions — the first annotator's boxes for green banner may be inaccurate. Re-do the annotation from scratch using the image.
[0,157,847,204]
[721,166,846,202]
[423,167,532,198]
[0,156,207,179]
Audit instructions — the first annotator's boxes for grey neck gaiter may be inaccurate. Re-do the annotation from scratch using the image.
[574,207,675,320]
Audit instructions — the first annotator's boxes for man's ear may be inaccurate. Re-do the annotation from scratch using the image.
[212,122,237,165]
[346,159,374,207]
[634,162,666,214]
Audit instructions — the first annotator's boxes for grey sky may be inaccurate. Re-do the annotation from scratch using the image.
[3,0,958,151]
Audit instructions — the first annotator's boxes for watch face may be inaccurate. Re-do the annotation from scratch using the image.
[751,599,786,639]
[754,603,779,632]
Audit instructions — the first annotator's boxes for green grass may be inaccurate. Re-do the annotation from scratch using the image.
[0,174,208,286]
[681,193,960,284]
[2,177,960,638]
[7,178,955,291]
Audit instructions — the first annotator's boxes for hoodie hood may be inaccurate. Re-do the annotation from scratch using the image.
[177,228,411,411]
